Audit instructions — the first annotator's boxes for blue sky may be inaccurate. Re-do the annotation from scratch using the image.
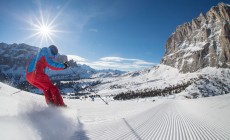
[0,0,228,71]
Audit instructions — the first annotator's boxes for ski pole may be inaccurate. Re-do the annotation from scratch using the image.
[69,67,109,105]
[11,90,22,95]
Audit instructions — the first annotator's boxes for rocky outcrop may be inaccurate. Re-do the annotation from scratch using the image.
[161,3,230,73]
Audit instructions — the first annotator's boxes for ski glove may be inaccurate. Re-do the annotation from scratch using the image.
[64,61,70,69]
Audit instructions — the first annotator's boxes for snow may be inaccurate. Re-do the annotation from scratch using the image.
[186,58,194,64]
[1,82,230,140]
[0,83,76,140]
[86,65,230,98]
[186,42,206,52]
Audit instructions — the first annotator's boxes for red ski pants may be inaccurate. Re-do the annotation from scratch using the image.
[26,71,65,106]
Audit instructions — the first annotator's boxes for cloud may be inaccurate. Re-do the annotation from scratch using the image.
[88,29,98,33]
[67,55,157,71]
[99,57,125,62]
[67,55,88,63]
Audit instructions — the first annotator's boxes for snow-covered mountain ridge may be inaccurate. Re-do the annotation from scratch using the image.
[0,43,125,90]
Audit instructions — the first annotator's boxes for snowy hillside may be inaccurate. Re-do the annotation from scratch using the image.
[85,64,230,98]
[1,82,230,140]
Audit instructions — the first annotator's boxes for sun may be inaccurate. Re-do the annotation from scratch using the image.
[39,25,52,36]
[28,17,58,47]
[24,9,65,47]
[22,2,70,48]
[25,16,57,47]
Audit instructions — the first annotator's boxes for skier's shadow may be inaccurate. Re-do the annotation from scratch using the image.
[71,117,89,140]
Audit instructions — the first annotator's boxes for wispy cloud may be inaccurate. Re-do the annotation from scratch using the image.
[88,29,98,33]
[67,55,157,71]
[67,55,88,63]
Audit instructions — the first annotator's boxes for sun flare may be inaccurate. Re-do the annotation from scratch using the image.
[24,9,67,47]
[25,16,58,47]
[39,25,52,36]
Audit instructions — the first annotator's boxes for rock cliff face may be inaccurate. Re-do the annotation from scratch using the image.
[161,3,230,73]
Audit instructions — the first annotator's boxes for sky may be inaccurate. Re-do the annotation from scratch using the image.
[0,0,229,71]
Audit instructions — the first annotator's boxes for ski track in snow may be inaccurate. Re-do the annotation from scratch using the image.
[78,99,230,140]
[1,82,230,140]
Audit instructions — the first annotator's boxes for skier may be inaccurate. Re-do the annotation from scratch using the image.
[26,45,70,107]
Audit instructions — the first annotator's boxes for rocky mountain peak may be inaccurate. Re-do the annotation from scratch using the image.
[161,3,230,73]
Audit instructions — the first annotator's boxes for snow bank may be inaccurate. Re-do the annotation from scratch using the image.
[0,107,76,140]
[0,83,77,140]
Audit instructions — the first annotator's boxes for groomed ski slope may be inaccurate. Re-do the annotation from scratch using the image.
[0,82,230,140]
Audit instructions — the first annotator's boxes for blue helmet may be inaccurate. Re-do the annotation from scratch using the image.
[49,45,58,56]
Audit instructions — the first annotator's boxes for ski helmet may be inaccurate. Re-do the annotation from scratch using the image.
[49,45,58,56]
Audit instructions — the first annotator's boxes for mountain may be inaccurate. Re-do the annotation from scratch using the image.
[161,3,230,73]
[85,3,230,99]
[0,43,125,93]
[88,64,230,99]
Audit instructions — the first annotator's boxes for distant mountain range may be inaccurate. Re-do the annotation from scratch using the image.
[0,43,125,93]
